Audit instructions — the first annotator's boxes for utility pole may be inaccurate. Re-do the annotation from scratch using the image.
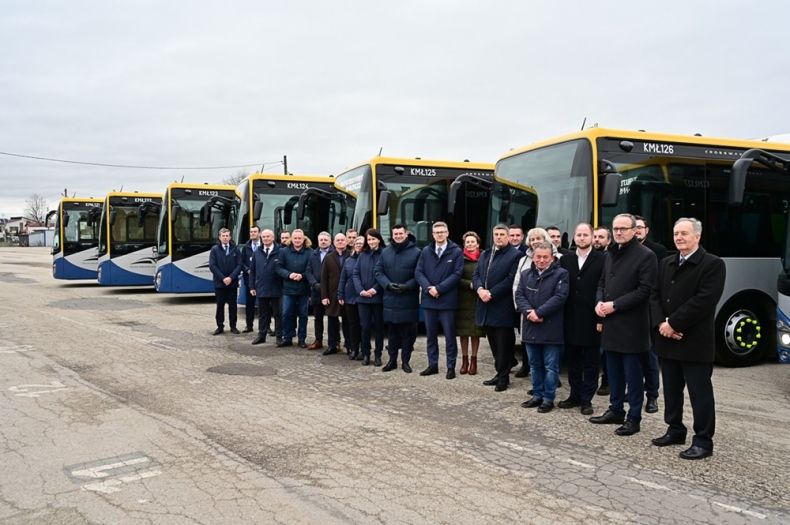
[283,155,288,175]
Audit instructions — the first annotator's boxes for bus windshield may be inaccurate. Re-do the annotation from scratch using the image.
[62,203,100,247]
[496,139,593,237]
[168,189,239,260]
[101,200,158,256]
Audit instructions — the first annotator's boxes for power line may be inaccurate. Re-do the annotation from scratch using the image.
[0,150,283,170]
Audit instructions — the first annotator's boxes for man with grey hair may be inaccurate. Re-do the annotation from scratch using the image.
[650,218,725,460]
[306,231,333,350]
[590,213,657,436]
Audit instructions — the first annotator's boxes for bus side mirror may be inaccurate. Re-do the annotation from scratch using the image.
[447,180,461,213]
[110,209,117,226]
[600,173,622,206]
[199,203,212,226]
[730,158,751,205]
[63,214,70,228]
[171,204,181,223]
[297,195,308,221]
[253,200,263,221]
[377,190,390,216]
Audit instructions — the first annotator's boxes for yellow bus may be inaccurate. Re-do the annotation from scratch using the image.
[496,127,790,366]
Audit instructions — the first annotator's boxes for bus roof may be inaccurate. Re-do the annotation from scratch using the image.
[339,156,494,173]
[499,127,790,161]
[59,197,104,204]
[103,191,162,200]
[246,173,333,184]
[164,182,237,191]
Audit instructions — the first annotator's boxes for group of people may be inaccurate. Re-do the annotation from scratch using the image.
[208,213,725,461]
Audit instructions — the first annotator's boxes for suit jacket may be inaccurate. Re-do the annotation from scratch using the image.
[560,249,605,347]
[644,238,668,262]
[320,249,346,317]
[597,237,657,353]
[208,243,242,288]
[249,244,282,298]
[415,240,464,310]
[650,247,726,362]
[306,247,333,302]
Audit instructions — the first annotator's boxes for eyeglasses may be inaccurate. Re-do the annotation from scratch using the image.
[612,227,633,232]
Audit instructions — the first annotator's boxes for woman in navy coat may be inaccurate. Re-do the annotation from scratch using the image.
[352,229,385,365]
[338,236,365,360]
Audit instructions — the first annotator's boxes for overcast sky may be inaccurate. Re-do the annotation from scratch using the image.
[2,0,789,218]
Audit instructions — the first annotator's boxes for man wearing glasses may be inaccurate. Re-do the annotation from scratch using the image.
[590,214,657,437]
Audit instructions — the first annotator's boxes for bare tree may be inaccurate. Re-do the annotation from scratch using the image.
[222,170,249,186]
[24,193,49,224]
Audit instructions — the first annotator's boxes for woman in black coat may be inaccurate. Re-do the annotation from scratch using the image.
[338,236,365,360]
[352,229,385,365]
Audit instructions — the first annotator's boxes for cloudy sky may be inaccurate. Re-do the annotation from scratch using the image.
[2,0,789,218]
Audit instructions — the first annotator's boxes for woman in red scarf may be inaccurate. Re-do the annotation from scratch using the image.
[455,231,485,374]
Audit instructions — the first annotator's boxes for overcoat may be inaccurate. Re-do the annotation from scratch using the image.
[338,252,360,305]
[472,244,522,327]
[320,249,346,317]
[249,244,282,297]
[455,254,485,337]
[374,234,421,323]
[560,249,605,346]
[352,248,383,304]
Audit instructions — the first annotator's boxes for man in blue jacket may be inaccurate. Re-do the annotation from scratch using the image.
[274,229,313,348]
[239,225,262,332]
[516,242,569,412]
[473,224,522,391]
[415,222,464,379]
[249,229,282,345]
[208,228,242,335]
[374,224,421,373]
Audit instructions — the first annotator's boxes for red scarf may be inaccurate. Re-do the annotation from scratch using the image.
[464,248,481,262]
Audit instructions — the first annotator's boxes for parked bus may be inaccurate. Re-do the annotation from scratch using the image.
[496,127,790,366]
[151,183,239,293]
[96,191,162,286]
[49,197,103,280]
[332,157,504,248]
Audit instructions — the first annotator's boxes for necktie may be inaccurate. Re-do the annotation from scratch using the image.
[678,255,685,266]
[265,248,270,258]
[224,245,229,256]
[436,247,443,258]
[252,242,258,252]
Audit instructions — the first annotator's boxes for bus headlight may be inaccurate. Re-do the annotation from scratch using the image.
[781,333,790,347]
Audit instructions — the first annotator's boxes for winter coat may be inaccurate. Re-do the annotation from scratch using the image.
[208,242,242,288]
[320,249,346,317]
[596,237,657,353]
[274,245,314,296]
[415,240,464,310]
[514,261,569,345]
[352,248,383,304]
[455,254,485,337]
[650,248,725,363]
[560,249,605,347]
[249,244,282,298]
[472,244,522,327]
[338,252,360,305]
[306,247,333,302]
[374,233,421,323]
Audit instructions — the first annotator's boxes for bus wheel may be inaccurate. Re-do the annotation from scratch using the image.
[715,303,767,367]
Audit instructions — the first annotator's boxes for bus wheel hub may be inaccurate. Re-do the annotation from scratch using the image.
[724,310,761,355]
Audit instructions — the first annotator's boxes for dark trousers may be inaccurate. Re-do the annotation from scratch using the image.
[357,303,384,358]
[243,281,256,329]
[214,287,237,329]
[343,304,361,352]
[641,344,660,399]
[424,308,458,369]
[661,358,715,450]
[566,344,600,403]
[257,296,282,341]
[600,349,608,386]
[341,313,350,347]
[606,351,645,422]
[327,315,341,349]
[486,326,515,386]
[312,300,325,341]
[387,322,417,363]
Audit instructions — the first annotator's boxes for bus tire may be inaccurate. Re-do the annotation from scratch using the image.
[714,297,771,367]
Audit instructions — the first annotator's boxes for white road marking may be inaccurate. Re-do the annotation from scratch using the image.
[70,457,151,479]
[566,459,595,469]
[622,476,671,491]
[712,501,767,520]
[9,381,70,398]
[82,469,162,494]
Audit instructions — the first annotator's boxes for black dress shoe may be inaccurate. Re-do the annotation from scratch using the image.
[268,329,275,336]
[652,433,687,447]
[420,366,439,376]
[402,362,412,373]
[298,340,308,348]
[242,326,254,333]
[482,377,498,386]
[374,356,382,367]
[614,420,640,436]
[354,352,364,361]
[276,340,292,347]
[382,360,398,372]
[580,402,594,415]
[446,369,456,380]
[362,356,370,366]
[521,396,543,408]
[527,389,534,395]
[494,383,508,392]
[557,379,562,388]
[589,409,625,425]
[537,402,554,413]
[645,397,659,414]
[679,445,713,460]
[230,327,240,334]
[212,328,224,335]
[514,366,529,378]
[596,384,610,396]
[558,398,581,409]
[322,347,338,356]
[251,335,266,345]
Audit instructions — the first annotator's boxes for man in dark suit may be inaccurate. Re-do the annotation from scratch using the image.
[559,223,605,415]
[319,233,348,355]
[208,228,242,335]
[306,231,333,350]
[650,218,725,460]
[590,214,657,436]
[240,225,262,332]
[473,224,522,392]
[249,229,282,345]
[547,226,573,257]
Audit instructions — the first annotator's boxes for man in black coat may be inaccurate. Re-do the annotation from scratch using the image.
[559,223,605,415]
[239,225,262,332]
[590,214,657,436]
[249,229,282,345]
[473,224,522,392]
[650,218,725,460]
[208,228,242,335]
[305,231,333,350]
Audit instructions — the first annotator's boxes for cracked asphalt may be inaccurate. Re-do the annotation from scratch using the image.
[1,247,789,524]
